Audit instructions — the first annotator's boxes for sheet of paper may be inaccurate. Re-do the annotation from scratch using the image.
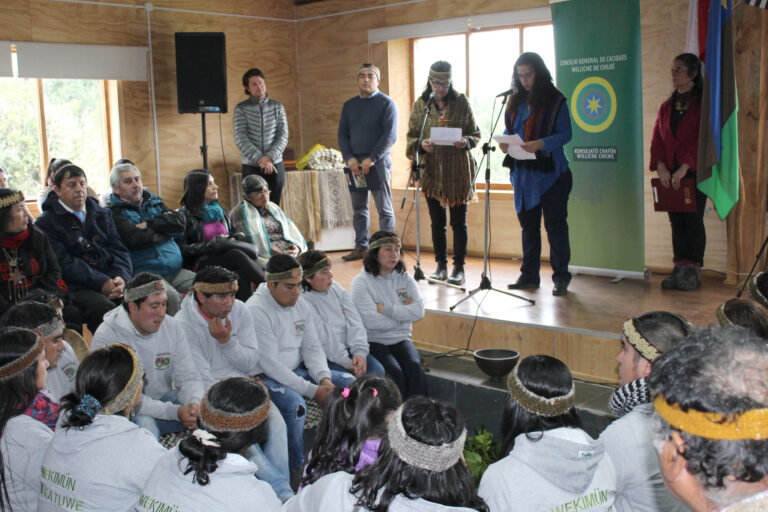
[492,134,537,160]
[430,127,462,146]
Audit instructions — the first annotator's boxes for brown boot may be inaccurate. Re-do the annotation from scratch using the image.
[341,248,367,261]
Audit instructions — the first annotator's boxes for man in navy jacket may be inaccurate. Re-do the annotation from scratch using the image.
[36,163,131,333]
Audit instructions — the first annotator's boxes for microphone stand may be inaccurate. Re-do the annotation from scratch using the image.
[449,94,535,312]
[403,95,466,291]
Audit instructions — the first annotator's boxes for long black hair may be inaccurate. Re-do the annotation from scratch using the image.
[178,377,269,486]
[0,327,44,511]
[61,344,138,428]
[507,52,561,115]
[351,396,488,512]
[362,231,405,276]
[419,60,459,103]
[299,249,329,292]
[179,169,213,214]
[302,376,402,487]
[500,355,582,455]
[668,52,702,104]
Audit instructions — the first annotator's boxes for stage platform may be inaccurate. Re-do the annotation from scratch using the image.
[328,249,737,386]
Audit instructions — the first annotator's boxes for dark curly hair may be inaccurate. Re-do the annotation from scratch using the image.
[362,231,405,276]
[649,326,768,506]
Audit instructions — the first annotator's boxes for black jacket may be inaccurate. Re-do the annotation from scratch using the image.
[177,207,248,269]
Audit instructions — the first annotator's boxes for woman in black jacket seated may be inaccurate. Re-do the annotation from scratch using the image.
[178,170,265,301]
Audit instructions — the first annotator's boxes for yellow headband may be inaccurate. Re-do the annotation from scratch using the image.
[0,191,25,209]
[654,395,768,441]
[623,319,661,362]
[302,257,330,279]
[0,332,44,381]
[369,236,401,251]
[265,267,302,282]
[102,343,144,415]
[192,281,239,294]
[715,303,733,326]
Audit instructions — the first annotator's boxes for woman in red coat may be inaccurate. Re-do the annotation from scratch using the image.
[650,53,705,291]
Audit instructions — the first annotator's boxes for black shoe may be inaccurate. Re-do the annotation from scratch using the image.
[507,279,540,290]
[552,282,568,296]
[675,265,701,291]
[661,264,682,289]
[447,265,465,285]
[429,263,448,281]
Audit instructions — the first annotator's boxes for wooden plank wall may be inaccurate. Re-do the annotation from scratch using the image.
[2,0,731,274]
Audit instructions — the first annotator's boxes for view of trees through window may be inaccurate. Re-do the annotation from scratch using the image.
[0,77,110,201]
[413,24,555,184]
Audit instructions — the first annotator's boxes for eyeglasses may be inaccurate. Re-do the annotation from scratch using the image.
[430,79,451,89]
[519,71,535,80]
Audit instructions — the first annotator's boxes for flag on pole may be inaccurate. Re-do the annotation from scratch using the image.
[685,0,710,58]
[697,0,739,219]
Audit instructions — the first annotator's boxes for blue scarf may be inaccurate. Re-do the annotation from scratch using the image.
[202,201,225,223]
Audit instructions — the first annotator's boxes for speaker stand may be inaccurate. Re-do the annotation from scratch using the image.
[199,111,209,170]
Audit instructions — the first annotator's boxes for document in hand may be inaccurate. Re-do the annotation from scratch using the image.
[493,134,537,160]
[430,127,463,146]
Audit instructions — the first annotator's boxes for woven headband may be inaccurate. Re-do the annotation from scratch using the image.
[623,319,661,362]
[715,303,733,326]
[748,273,768,310]
[429,69,451,81]
[199,378,270,432]
[192,281,239,294]
[124,279,165,303]
[654,395,768,440]
[387,404,466,472]
[507,364,575,417]
[302,258,330,279]
[0,331,45,381]
[102,343,144,415]
[0,191,25,209]
[37,317,65,339]
[368,236,401,251]
[357,64,380,80]
[265,267,302,282]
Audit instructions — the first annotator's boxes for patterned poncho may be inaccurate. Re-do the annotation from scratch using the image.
[406,93,481,207]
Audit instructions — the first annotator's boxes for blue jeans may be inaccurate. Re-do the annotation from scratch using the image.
[132,390,185,440]
[350,162,395,250]
[258,367,354,468]
[244,404,293,502]
[369,340,427,399]
[328,353,386,377]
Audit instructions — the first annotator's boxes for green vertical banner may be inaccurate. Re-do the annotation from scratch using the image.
[551,0,645,276]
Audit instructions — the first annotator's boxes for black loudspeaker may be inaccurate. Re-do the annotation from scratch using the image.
[175,32,227,114]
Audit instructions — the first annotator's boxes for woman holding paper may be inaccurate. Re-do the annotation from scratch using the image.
[501,52,573,297]
[649,53,704,291]
[406,61,481,286]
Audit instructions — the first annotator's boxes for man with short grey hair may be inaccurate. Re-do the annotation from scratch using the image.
[107,159,194,315]
[338,63,398,261]
[649,326,768,511]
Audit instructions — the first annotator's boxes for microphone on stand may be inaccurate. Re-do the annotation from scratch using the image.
[426,91,438,107]
[495,87,516,98]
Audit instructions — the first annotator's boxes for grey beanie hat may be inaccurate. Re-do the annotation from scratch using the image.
[243,174,269,195]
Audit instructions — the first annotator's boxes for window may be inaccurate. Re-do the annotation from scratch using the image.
[412,23,555,184]
[0,50,117,202]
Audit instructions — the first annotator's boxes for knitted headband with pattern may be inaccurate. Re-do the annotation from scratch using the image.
[102,343,144,415]
[265,266,303,283]
[654,395,768,440]
[622,319,661,362]
[429,65,451,81]
[506,364,575,417]
[357,63,380,80]
[199,378,271,432]
[124,279,165,303]
[368,236,401,251]
[302,257,330,279]
[0,190,25,209]
[191,280,239,294]
[0,331,45,381]
[387,404,467,472]
[37,317,65,339]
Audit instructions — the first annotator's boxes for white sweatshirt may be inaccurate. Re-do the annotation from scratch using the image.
[245,283,331,397]
[91,307,204,420]
[175,294,262,388]
[39,414,166,512]
[137,446,282,512]
[600,403,687,512]
[44,341,79,403]
[283,471,481,512]
[303,281,369,369]
[479,427,617,512]
[2,415,53,512]
[349,270,425,346]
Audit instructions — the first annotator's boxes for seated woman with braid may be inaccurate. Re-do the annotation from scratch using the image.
[138,377,282,512]
[230,174,307,268]
[39,343,165,512]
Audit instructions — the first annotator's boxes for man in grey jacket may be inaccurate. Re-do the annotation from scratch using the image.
[234,68,289,205]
